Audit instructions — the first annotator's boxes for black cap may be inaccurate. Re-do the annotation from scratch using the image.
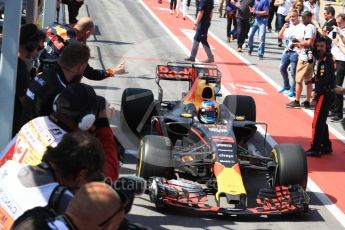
[301,11,313,17]
[54,83,97,121]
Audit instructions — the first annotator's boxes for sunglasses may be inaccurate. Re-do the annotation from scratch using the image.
[97,190,130,227]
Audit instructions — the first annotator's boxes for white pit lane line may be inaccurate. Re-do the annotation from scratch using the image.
[138,0,345,227]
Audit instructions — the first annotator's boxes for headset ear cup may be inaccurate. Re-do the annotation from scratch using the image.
[53,94,61,112]
[78,114,96,131]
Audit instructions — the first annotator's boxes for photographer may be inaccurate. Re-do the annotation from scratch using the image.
[277,10,304,97]
[286,11,316,109]
[305,37,336,157]
[328,13,345,122]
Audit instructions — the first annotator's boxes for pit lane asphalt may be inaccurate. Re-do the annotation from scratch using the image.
[79,0,344,229]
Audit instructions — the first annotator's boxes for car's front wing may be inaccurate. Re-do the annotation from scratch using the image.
[148,177,309,216]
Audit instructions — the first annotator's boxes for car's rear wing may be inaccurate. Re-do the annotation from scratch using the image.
[156,62,221,85]
[155,62,222,103]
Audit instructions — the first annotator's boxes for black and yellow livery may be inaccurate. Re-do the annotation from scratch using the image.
[121,62,309,216]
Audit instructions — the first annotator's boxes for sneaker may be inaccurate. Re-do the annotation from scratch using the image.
[305,148,321,157]
[287,91,295,97]
[248,50,252,55]
[184,57,195,62]
[320,145,333,154]
[278,87,290,93]
[285,100,301,109]
[301,101,310,109]
[203,57,214,63]
[227,36,231,43]
[237,47,242,52]
[267,28,272,33]
[258,55,264,60]
[278,43,283,47]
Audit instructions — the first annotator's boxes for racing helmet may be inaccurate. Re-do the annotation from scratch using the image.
[198,100,218,124]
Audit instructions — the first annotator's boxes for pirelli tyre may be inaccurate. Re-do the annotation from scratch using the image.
[272,144,308,189]
[137,135,173,180]
[223,95,256,122]
[121,88,154,135]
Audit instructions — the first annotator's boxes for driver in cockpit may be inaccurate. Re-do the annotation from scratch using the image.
[198,100,218,124]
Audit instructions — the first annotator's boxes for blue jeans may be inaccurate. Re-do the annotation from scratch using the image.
[248,18,267,56]
[279,51,298,92]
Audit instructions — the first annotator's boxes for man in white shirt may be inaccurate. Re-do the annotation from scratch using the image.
[286,11,316,109]
[278,10,305,97]
[276,0,294,47]
[328,13,345,121]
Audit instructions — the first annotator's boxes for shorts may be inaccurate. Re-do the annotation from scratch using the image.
[296,60,314,83]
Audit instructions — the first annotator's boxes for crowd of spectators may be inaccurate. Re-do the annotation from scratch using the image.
[215,0,343,120]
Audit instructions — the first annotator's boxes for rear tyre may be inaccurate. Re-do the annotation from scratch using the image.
[121,88,154,135]
[136,135,173,180]
[223,95,256,121]
[272,144,308,189]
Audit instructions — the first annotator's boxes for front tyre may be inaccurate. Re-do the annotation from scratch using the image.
[136,135,173,180]
[272,144,308,189]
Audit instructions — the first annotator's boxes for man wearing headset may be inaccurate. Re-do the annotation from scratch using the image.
[13,24,46,136]
[12,182,125,230]
[22,43,91,124]
[2,83,119,180]
[39,17,125,80]
[305,36,336,157]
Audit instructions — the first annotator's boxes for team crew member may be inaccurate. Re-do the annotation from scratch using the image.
[305,37,336,157]
[0,132,104,228]
[39,17,125,80]
[12,182,126,230]
[185,0,214,63]
[13,24,46,136]
[1,83,120,180]
[22,43,90,123]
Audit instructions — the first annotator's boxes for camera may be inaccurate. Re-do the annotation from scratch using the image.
[332,31,337,39]
[305,47,314,63]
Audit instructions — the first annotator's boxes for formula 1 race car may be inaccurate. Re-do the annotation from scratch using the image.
[120,62,309,216]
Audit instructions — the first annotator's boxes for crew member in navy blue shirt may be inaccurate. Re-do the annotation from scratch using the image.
[185,0,214,63]
[247,0,269,59]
